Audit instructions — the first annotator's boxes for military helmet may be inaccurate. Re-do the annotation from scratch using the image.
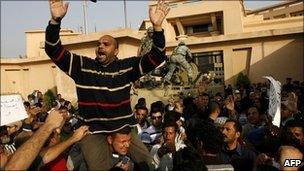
[178,41,186,46]
[147,26,154,33]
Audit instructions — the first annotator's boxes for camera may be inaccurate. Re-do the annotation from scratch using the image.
[121,156,130,165]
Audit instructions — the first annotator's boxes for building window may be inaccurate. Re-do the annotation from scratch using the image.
[290,11,304,17]
[193,51,224,84]
[273,14,286,19]
[185,24,212,34]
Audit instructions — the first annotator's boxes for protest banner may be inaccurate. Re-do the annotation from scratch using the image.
[1,94,28,126]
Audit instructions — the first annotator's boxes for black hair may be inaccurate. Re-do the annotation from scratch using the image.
[150,101,165,114]
[163,121,179,133]
[23,101,30,108]
[135,104,148,112]
[225,119,242,133]
[34,102,42,108]
[137,98,146,105]
[195,120,224,154]
[215,92,223,98]
[199,93,209,98]
[173,146,207,171]
[285,119,304,129]
[164,111,180,124]
[209,101,220,114]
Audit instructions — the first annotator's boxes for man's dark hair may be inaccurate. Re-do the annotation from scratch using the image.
[135,104,148,112]
[209,101,220,114]
[150,101,165,114]
[195,120,224,154]
[285,119,304,129]
[200,93,209,98]
[163,121,179,133]
[215,92,222,98]
[164,110,180,124]
[225,119,242,133]
[34,102,42,108]
[137,98,146,106]
[23,101,31,108]
[247,105,263,116]
[173,146,207,171]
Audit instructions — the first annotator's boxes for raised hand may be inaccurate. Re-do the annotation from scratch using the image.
[49,0,69,24]
[71,126,90,142]
[149,0,170,31]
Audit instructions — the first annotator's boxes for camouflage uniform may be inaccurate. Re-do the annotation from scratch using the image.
[138,27,154,56]
[164,42,193,84]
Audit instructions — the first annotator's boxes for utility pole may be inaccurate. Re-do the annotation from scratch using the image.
[123,0,127,28]
[83,0,89,34]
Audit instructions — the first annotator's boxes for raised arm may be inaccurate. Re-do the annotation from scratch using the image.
[40,126,89,164]
[130,0,170,80]
[45,0,84,81]
[4,110,64,170]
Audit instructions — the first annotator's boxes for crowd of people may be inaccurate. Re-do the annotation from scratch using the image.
[1,0,303,170]
[1,79,303,171]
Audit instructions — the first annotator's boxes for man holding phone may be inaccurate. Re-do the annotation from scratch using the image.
[106,127,135,170]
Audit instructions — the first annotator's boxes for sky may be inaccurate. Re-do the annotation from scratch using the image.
[1,0,285,58]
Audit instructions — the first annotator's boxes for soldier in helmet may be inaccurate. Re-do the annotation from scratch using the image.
[164,41,193,85]
[138,26,154,56]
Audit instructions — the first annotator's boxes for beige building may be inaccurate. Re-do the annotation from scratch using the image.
[1,0,303,105]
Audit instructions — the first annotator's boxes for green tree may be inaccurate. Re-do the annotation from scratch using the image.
[236,72,251,89]
[43,89,56,111]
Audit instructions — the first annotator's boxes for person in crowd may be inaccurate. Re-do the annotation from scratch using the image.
[28,94,36,105]
[35,125,89,171]
[165,94,178,113]
[221,94,238,120]
[207,101,221,123]
[196,93,210,120]
[141,110,163,150]
[278,145,303,171]
[195,119,224,165]
[282,77,294,92]
[172,146,207,171]
[150,122,186,170]
[164,41,193,85]
[3,110,64,170]
[218,119,256,171]
[45,0,170,170]
[134,105,150,135]
[282,119,304,150]
[137,97,147,108]
[107,126,151,171]
[242,106,265,140]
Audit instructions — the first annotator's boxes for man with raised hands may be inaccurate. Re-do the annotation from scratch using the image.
[45,0,170,170]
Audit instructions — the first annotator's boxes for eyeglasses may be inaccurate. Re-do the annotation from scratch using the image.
[151,116,162,120]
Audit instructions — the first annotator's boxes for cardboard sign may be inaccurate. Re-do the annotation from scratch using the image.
[263,76,281,127]
[1,94,28,126]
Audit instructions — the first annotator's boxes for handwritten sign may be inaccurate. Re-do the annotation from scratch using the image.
[263,76,281,127]
[1,94,28,126]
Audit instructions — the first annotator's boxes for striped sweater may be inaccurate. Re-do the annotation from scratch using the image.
[45,22,166,133]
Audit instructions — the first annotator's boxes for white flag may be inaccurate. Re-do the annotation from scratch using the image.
[263,76,281,127]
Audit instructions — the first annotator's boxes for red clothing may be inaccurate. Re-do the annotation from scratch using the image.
[42,154,68,171]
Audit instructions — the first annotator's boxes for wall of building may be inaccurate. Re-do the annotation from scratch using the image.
[1,0,303,103]
[185,33,303,85]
